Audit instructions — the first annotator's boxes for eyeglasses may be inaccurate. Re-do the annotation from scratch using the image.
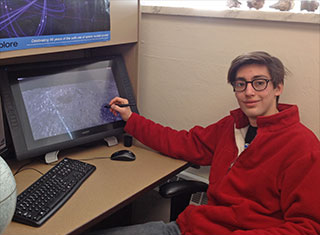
[231,78,270,92]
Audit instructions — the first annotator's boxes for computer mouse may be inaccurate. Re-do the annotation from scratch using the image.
[110,150,136,161]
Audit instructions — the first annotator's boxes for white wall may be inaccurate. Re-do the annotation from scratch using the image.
[138,12,320,139]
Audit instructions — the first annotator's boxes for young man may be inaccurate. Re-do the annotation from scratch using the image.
[93,51,320,235]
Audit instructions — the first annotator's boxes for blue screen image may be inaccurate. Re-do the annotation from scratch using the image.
[0,0,110,38]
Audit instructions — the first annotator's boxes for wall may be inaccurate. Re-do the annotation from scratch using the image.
[138,10,320,141]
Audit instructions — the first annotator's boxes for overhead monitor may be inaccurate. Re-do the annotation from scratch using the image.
[0,55,138,161]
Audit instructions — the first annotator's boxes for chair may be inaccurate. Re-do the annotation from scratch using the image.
[159,180,208,221]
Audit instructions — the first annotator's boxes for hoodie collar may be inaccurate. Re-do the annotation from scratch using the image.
[230,104,300,132]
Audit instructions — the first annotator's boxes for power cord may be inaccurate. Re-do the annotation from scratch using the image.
[14,159,43,176]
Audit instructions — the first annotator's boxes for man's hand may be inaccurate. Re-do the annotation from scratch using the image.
[108,97,133,121]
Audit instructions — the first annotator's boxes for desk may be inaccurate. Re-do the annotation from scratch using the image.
[4,144,189,235]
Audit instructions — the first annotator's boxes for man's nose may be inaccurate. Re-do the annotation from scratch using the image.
[245,83,255,95]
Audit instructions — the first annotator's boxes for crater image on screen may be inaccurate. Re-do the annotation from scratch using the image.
[18,66,121,141]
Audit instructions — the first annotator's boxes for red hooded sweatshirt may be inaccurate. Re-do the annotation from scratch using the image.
[125,104,320,235]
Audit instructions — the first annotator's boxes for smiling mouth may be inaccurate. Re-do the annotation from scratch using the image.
[244,100,259,106]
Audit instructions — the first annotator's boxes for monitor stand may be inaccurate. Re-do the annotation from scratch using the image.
[104,136,118,147]
[45,150,60,164]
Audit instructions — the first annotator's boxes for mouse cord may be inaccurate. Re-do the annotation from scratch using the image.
[74,156,111,161]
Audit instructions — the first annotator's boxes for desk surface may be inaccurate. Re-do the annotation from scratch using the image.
[4,144,189,235]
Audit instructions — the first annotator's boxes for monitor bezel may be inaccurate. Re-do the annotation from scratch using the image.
[0,55,138,161]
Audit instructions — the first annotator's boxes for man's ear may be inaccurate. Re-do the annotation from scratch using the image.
[275,83,284,96]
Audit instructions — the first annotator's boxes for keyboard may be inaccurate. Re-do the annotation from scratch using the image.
[13,158,96,227]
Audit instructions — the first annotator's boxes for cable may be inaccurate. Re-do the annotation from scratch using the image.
[14,167,44,176]
[75,156,111,161]
[14,160,35,176]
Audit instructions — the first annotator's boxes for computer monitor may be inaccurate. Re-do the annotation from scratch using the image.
[0,93,15,160]
[0,96,5,151]
[0,55,138,161]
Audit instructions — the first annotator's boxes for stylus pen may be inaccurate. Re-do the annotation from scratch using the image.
[104,103,136,108]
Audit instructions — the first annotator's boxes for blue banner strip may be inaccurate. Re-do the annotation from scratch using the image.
[0,31,110,52]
